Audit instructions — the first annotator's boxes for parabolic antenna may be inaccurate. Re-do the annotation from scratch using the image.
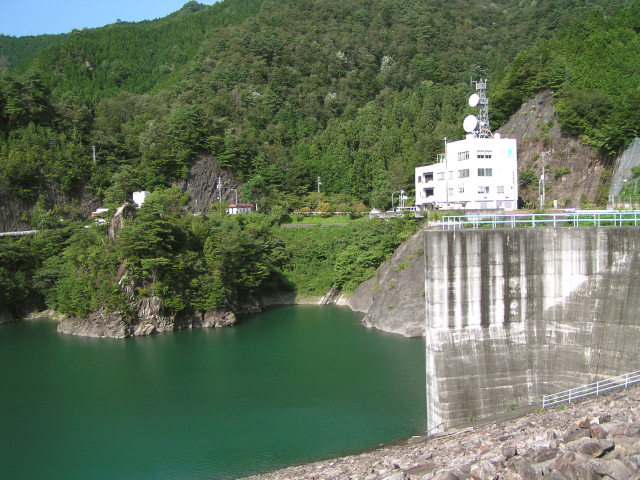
[468,93,480,107]
[463,114,478,133]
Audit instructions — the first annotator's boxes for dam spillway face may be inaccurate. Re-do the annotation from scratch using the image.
[423,227,640,431]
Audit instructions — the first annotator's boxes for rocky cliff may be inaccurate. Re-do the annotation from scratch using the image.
[496,90,608,208]
[345,228,426,338]
[174,154,243,213]
[56,303,237,339]
[0,178,101,232]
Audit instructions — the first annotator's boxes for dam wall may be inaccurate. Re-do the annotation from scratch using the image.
[424,227,640,431]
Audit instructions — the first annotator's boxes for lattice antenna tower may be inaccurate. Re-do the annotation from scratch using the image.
[470,78,492,138]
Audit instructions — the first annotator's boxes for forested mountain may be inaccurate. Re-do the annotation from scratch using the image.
[0,34,70,70]
[1,0,637,214]
[2,0,640,324]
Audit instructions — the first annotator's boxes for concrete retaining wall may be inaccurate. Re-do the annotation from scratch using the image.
[424,227,640,431]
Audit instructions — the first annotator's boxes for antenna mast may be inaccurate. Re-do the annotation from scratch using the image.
[471,79,492,138]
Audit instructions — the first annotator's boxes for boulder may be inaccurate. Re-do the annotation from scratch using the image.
[57,309,131,338]
[201,310,237,328]
[565,437,614,458]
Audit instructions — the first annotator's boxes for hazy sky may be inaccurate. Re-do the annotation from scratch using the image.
[0,0,220,37]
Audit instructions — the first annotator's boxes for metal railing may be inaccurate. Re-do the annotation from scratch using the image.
[0,229,39,237]
[542,370,640,408]
[441,211,640,230]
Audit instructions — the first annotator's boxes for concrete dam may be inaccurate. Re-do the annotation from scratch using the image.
[422,227,640,432]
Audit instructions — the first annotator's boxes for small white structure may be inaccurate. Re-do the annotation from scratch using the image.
[132,191,150,208]
[415,135,518,211]
[226,204,254,215]
[415,80,518,211]
[91,208,108,217]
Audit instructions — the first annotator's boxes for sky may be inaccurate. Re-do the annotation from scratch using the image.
[0,0,220,37]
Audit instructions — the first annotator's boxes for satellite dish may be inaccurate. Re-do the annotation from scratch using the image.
[463,115,478,133]
[468,93,480,107]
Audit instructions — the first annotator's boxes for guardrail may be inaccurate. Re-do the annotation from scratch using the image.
[0,229,39,237]
[441,211,640,230]
[542,370,640,408]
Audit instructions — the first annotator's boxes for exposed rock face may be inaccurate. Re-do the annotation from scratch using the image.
[57,267,239,338]
[242,386,640,480]
[57,309,131,338]
[0,178,101,231]
[108,203,137,240]
[198,310,237,328]
[56,304,238,338]
[174,155,242,213]
[131,295,193,336]
[346,228,426,337]
[496,90,606,208]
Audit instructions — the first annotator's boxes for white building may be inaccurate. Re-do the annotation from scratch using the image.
[132,191,150,208]
[415,134,518,211]
[226,204,254,215]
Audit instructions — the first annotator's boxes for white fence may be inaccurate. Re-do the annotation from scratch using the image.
[542,370,640,408]
[441,210,640,230]
[0,230,38,237]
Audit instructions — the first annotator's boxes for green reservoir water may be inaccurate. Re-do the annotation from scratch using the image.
[0,305,425,479]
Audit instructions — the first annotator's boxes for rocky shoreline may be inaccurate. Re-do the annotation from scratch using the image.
[242,385,640,480]
[31,292,338,338]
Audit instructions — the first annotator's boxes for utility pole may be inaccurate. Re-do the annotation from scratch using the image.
[92,145,96,165]
[539,151,551,209]
[216,176,222,214]
[317,177,321,193]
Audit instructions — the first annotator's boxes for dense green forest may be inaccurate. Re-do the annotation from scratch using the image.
[2,0,637,209]
[0,194,421,318]
[2,0,640,320]
[491,7,640,155]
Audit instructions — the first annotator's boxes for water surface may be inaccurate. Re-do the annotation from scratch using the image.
[0,305,425,479]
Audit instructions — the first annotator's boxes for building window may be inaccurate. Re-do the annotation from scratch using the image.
[478,186,489,194]
[448,171,454,179]
[478,168,493,176]
[437,172,445,181]
[477,150,492,159]
[424,172,433,182]
[458,151,470,161]
[424,188,434,197]
[458,169,470,178]
[448,187,454,196]
[497,186,505,194]
[459,185,465,194]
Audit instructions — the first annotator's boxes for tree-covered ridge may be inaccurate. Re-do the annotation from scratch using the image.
[0,0,636,215]
[0,34,70,70]
[492,6,640,155]
[11,0,264,103]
